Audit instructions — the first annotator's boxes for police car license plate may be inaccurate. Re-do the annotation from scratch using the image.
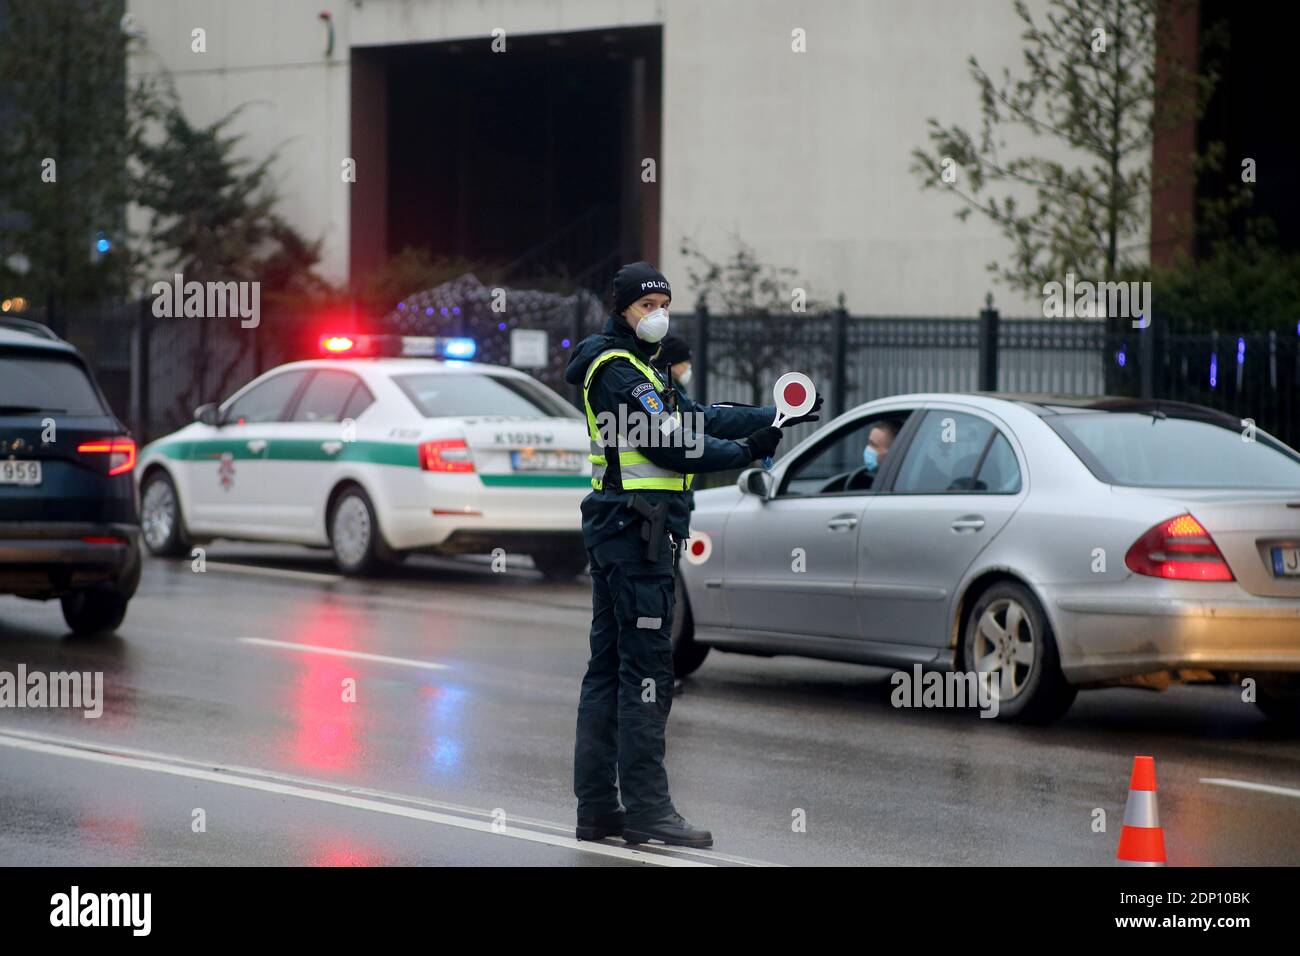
[511,450,583,472]
[1272,547,1300,577]
[0,460,41,485]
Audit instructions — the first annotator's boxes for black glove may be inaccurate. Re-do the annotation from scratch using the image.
[744,425,784,460]
[782,394,824,428]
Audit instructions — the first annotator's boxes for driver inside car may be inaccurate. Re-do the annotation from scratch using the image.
[861,420,898,481]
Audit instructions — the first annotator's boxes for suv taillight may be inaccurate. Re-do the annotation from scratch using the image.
[419,439,474,473]
[77,437,136,476]
[1125,513,1234,581]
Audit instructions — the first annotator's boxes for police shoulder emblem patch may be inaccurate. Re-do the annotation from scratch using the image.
[638,391,664,414]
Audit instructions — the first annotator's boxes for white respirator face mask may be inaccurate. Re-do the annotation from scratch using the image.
[635,307,670,343]
[677,367,693,387]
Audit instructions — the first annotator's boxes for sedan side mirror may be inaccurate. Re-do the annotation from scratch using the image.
[738,467,773,499]
[195,403,221,427]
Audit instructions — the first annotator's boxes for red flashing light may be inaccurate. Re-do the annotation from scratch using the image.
[320,335,357,353]
[77,437,136,476]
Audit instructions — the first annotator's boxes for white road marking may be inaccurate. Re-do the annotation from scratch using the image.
[205,561,341,584]
[0,729,713,867]
[1200,777,1300,800]
[238,637,449,671]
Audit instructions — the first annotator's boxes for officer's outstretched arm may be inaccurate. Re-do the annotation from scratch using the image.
[678,394,776,439]
[591,363,755,475]
[638,428,753,475]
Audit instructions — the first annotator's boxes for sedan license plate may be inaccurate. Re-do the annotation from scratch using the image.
[0,460,41,486]
[1271,547,1300,577]
[511,450,583,472]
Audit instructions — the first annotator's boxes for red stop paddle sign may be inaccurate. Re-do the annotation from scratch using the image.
[772,372,816,426]
[684,530,712,565]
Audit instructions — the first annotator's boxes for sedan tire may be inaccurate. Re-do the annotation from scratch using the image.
[962,581,1077,724]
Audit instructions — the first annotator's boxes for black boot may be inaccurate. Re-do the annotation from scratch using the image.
[623,811,713,848]
[575,809,625,842]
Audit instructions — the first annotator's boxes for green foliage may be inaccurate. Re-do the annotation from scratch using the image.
[0,0,133,308]
[132,104,322,298]
[910,0,1204,294]
[1154,236,1300,333]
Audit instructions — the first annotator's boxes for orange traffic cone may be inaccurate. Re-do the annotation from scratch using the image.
[1117,755,1166,866]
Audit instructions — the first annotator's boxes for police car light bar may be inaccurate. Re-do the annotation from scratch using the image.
[318,334,476,360]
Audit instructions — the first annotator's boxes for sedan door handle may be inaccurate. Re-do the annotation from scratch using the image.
[321,441,343,455]
[827,514,859,531]
[246,439,267,454]
[951,515,986,532]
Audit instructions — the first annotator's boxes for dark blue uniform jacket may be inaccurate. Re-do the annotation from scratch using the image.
[564,313,775,546]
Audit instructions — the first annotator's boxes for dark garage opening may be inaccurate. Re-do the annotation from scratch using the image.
[350,27,662,298]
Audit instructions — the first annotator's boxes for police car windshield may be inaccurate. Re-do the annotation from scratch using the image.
[394,372,581,420]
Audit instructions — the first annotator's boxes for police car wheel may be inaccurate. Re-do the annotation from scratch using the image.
[140,470,191,557]
[671,574,709,676]
[329,487,383,575]
[531,550,588,581]
[960,582,1076,724]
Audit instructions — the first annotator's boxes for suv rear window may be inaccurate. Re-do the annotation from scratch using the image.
[0,351,107,416]
[393,373,581,419]
[1047,412,1300,488]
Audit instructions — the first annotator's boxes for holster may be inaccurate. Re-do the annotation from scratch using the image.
[627,494,668,561]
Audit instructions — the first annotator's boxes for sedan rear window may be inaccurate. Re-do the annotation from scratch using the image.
[393,373,581,419]
[1048,413,1300,488]
[0,351,106,416]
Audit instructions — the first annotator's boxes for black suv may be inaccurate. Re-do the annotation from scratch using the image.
[0,319,141,634]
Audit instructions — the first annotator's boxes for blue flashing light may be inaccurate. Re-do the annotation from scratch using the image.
[443,337,477,360]
[561,338,571,348]
[1116,348,1126,368]
[1210,353,1218,388]
[95,233,111,253]
[497,322,507,331]
[1237,338,1245,363]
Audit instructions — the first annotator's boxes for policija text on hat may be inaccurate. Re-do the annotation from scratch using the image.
[564,261,823,848]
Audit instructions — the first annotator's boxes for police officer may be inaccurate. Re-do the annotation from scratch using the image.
[565,262,821,847]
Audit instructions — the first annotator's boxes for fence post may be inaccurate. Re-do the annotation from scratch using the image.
[133,297,152,441]
[1139,312,1155,399]
[695,301,710,405]
[832,306,848,417]
[978,295,999,391]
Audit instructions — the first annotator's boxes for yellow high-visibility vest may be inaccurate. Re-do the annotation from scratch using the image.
[582,348,695,492]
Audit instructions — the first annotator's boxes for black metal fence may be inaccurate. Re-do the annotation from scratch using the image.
[27,298,1300,453]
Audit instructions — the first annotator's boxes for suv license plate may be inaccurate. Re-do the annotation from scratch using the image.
[0,460,42,486]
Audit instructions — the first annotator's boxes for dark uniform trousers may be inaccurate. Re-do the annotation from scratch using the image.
[573,522,679,819]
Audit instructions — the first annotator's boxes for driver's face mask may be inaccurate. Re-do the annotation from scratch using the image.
[863,445,879,473]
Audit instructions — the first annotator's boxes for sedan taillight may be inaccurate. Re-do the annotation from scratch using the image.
[77,437,137,476]
[1125,513,1234,581]
[419,438,474,473]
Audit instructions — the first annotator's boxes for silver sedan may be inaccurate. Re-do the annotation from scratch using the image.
[672,393,1300,723]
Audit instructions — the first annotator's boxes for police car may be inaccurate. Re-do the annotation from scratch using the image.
[136,334,591,577]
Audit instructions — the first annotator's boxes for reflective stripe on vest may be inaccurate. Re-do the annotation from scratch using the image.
[582,348,695,492]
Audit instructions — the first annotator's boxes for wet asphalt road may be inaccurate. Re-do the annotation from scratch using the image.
[1,545,1298,867]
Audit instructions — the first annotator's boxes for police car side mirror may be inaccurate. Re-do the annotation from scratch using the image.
[195,403,220,427]
[738,467,772,500]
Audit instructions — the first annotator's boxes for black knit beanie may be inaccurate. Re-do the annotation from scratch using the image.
[613,261,671,314]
